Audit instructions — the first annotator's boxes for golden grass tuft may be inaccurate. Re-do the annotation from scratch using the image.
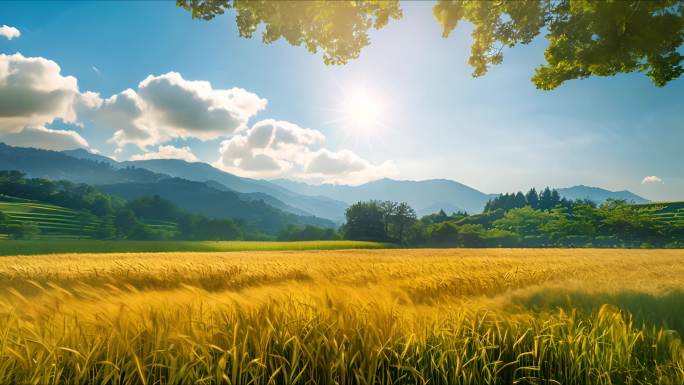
[1,248,683,384]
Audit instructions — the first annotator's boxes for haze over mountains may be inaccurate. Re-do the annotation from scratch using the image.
[272,178,491,216]
[272,179,649,217]
[1,143,649,226]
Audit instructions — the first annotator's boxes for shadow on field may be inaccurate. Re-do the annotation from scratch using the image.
[512,288,684,335]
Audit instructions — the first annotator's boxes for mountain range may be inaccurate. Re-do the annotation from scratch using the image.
[1,143,650,227]
[272,178,491,216]
[555,185,648,205]
[1,144,335,232]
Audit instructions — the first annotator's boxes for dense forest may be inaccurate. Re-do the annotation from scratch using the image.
[342,188,684,248]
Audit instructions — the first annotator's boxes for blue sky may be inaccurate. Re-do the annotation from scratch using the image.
[1,1,682,201]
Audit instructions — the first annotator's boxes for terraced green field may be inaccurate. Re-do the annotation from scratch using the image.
[0,195,101,239]
[0,195,180,240]
[636,201,684,225]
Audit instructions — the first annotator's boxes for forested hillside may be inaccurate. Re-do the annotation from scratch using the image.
[98,178,334,234]
[0,171,331,240]
[0,144,336,231]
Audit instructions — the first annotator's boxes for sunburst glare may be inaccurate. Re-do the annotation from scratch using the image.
[340,86,385,133]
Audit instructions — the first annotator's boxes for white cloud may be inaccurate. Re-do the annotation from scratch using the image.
[94,88,158,148]
[217,119,396,184]
[0,126,88,151]
[305,149,367,174]
[0,25,20,40]
[303,149,398,185]
[642,175,664,184]
[0,53,101,133]
[217,119,324,177]
[130,145,198,162]
[0,53,396,183]
[95,72,267,149]
[0,53,100,151]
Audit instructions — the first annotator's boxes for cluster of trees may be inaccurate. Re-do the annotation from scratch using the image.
[343,193,683,248]
[484,187,578,212]
[342,200,417,243]
[0,171,258,241]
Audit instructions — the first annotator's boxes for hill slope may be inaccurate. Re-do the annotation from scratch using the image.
[122,159,348,222]
[98,178,335,233]
[62,148,120,167]
[0,143,166,185]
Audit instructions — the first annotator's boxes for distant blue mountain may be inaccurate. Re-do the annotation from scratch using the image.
[272,178,492,215]
[272,180,651,216]
[556,185,649,204]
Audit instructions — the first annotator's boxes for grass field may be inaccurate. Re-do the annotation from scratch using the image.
[1,248,683,384]
[0,240,386,256]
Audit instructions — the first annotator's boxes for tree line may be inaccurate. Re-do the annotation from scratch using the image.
[484,187,579,212]
[342,189,684,248]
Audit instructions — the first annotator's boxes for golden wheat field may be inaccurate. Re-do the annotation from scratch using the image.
[1,248,684,384]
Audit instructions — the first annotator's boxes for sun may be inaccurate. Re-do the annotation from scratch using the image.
[321,83,391,147]
[339,86,386,133]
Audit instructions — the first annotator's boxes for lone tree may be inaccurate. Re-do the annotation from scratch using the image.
[343,200,387,241]
[392,202,417,243]
[343,200,417,243]
[178,0,683,89]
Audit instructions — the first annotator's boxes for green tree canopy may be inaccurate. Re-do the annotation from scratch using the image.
[343,200,387,241]
[342,200,417,243]
[179,0,683,89]
[493,206,555,236]
[178,0,402,65]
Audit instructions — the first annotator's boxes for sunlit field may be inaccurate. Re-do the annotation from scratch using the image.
[1,249,684,384]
